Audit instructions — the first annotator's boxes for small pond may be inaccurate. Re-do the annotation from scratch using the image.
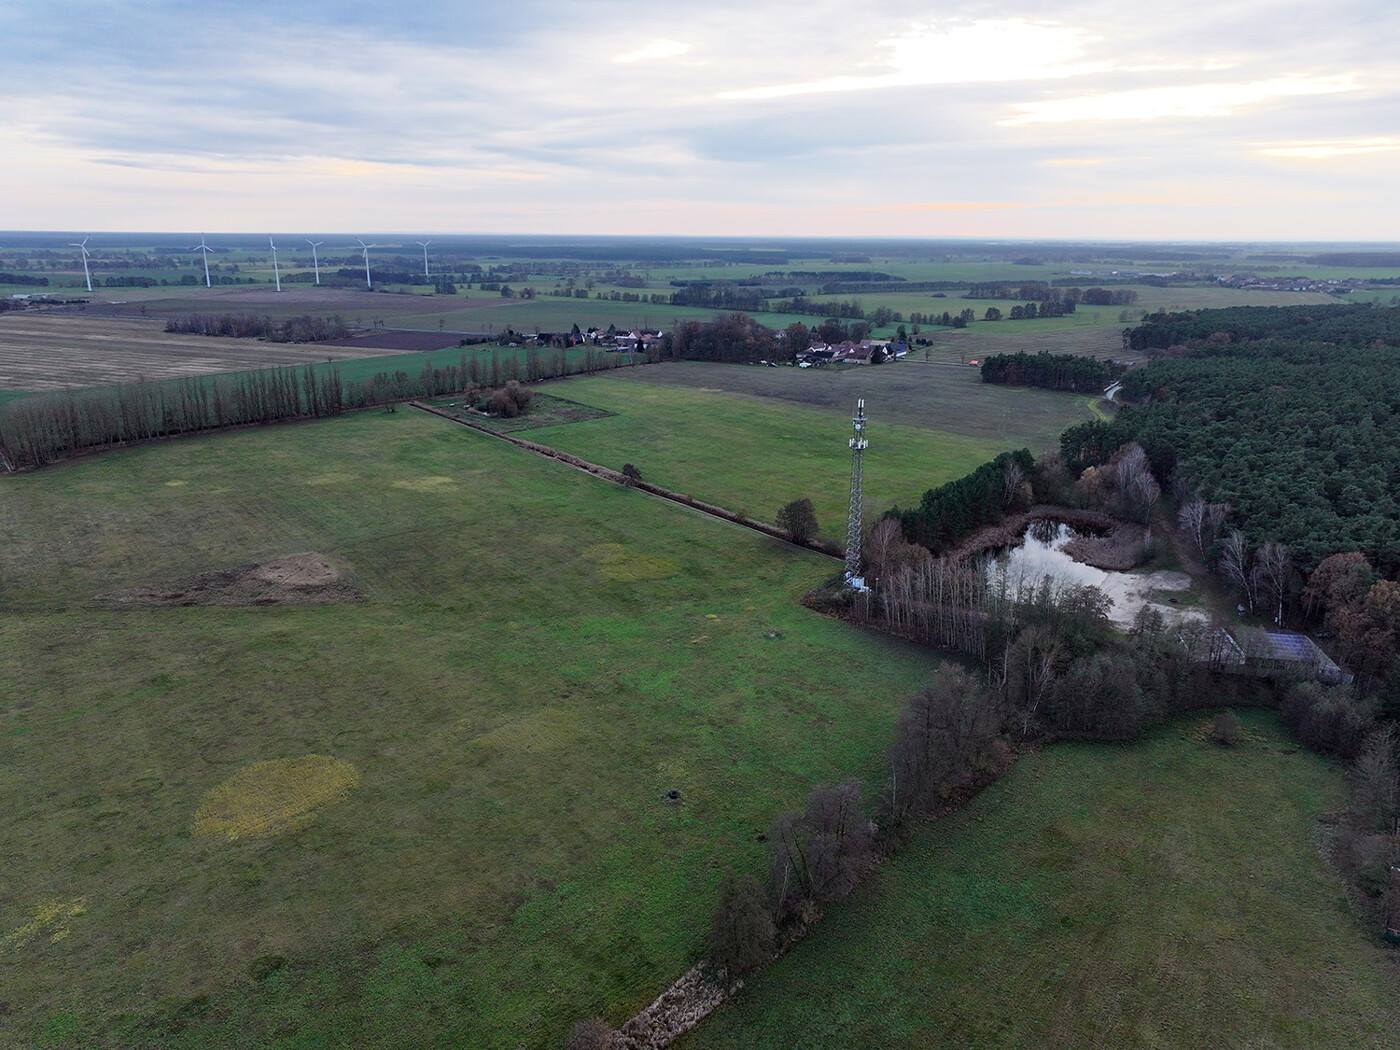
[986,522,1201,627]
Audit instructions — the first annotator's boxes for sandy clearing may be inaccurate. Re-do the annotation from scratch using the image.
[95,553,358,606]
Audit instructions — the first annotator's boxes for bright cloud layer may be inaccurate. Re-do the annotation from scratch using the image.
[1002,76,1358,125]
[719,20,1105,99]
[1,1,1397,240]
[615,39,689,63]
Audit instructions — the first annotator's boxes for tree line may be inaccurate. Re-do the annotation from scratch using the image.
[980,351,1116,392]
[164,313,351,342]
[0,347,633,472]
[889,449,1037,555]
[965,283,1137,306]
[1122,303,1385,353]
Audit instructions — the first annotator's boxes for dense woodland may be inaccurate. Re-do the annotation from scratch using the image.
[1047,304,1400,716]
[655,313,783,363]
[1123,302,1392,352]
[980,351,1115,392]
[889,450,1037,554]
[1065,305,1400,572]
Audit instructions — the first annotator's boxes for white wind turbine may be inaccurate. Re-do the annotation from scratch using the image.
[306,238,324,285]
[268,235,282,292]
[415,239,432,279]
[354,238,379,290]
[192,234,214,288]
[69,236,93,292]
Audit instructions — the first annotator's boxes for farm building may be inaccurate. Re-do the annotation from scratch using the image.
[1192,626,1350,683]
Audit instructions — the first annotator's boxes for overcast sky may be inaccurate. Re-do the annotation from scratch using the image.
[6,0,1398,241]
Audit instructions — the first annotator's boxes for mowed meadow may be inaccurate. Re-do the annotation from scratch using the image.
[0,408,940,1047]
[687,712,1400,1050]
[508,362,1101,541]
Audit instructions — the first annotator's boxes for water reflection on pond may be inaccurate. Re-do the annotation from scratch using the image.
[987,522,1106,592]
[986,522,1199,627]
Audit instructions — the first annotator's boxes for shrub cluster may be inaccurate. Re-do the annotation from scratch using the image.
[486,380,533,418]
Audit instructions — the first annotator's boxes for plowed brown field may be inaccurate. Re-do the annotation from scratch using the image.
[0,314,414,390]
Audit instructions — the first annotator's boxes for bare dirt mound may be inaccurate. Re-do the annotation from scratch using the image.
[96,553,358,607]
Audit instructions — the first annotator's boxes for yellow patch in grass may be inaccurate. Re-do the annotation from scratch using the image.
[164,480,187,487]
[392,475,455,492]
[192,755,359,840]
[584,543,678,581]
[471,708,582,754]
[3,898,86,951]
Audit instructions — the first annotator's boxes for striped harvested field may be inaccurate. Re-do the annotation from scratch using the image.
[0,314,413,391]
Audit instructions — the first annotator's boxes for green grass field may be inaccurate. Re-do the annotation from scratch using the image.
[688,710,1400,1049]
[0,408,943,1048]
[4,237,1397,1048]
[512,363,1099,538]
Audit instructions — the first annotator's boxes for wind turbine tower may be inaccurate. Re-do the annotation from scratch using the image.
[268,235,282,292]
[355,238,378,290]
[192,234,214,288]
[69,236,93,292]
[844,398,869,588]
[415,239,432,279]
[306,239,324,285]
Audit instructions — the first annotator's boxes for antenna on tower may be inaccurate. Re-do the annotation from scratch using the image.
[192,234,214,288]
[354,238,378,290]
[415,239,432,279]
[306,239,324,285]
[69,236,93,292]
[844,398,868,589]
[268,235,282,292]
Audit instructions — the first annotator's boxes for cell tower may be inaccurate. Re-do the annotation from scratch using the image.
[845,398,868,587]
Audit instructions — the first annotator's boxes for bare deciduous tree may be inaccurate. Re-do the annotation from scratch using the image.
[1110,444,1160,523]
[1002,460,1028,509]
[776,498,819,544]
[998,625,1063,737]
[1178,498,1206,552]
[1218,530,1254,612]
[768,778,875,917]
[889,671,1001,817]
[1251,540,1291,625]
[706,870,775,975]
[1353,724,1399,833]
[1201,502,1230,554]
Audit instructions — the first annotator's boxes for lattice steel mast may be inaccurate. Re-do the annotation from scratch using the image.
[845,398,868,586]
